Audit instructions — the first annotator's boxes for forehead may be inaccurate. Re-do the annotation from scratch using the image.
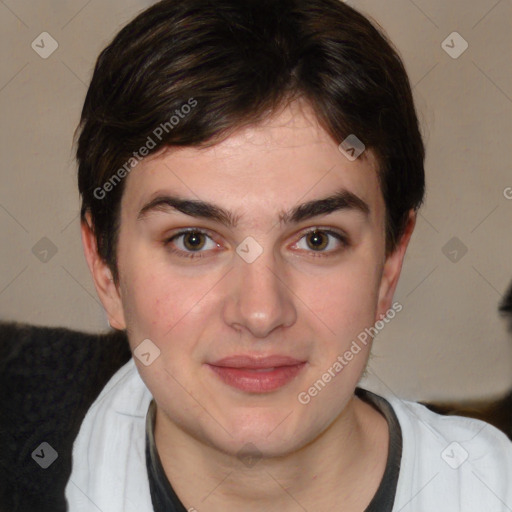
[121,101,384,223]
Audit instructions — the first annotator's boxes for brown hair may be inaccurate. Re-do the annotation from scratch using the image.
[76,0,425,283]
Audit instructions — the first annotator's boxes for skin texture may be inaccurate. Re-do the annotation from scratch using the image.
[82,100,416,511]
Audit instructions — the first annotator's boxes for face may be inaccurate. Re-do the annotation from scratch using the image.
[83,101,414,458]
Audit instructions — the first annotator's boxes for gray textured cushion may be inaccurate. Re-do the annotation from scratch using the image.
[0,322,131,512]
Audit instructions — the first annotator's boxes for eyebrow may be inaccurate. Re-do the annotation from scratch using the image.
[137,189,370,227]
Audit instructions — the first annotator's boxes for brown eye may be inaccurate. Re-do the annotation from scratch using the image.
[182,231,206,251]
[306,230,329,251]
[292,228,349,256]
[164,229,219,259]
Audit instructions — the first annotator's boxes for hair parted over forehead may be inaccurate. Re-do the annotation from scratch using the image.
[76,0,425,284]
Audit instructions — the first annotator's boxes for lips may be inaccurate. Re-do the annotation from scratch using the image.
[206,355,307,393]
[211,355,305,368]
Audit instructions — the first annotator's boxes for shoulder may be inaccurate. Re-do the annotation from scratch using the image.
[65,358,154,512]
[382,393,512,511]
[391,394,512,459]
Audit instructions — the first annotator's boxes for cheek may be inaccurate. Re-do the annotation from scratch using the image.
[120,262,222,353]
[120,271,208,395]
[298,256,382,340]
[122,273,187,338]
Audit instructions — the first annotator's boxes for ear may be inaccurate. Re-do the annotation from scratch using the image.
[375,209,416,321]
[81,212,126,330]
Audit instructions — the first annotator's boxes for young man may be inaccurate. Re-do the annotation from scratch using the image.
[66,0,512,510]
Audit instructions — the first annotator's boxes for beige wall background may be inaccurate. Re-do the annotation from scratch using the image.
[1,0,511,401]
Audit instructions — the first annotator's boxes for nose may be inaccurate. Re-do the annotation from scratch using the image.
[222,248,297,339]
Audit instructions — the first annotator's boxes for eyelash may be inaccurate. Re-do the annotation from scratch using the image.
[163,227,350,260]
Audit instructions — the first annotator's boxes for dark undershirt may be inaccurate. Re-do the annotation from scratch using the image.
[145,387,402,512]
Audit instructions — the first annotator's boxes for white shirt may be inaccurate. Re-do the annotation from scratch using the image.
[65,358,512,511]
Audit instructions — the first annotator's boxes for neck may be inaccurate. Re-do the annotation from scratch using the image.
[154,395,389,512]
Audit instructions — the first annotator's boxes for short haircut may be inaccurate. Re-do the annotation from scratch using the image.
[76,0,425,283]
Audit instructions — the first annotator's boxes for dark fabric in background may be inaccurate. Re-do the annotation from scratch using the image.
[0,322,131,512]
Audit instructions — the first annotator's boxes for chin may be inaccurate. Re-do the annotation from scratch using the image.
[205,411,312,459]
[214,434,301,462]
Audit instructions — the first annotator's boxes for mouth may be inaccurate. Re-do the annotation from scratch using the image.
[206,355,307,393]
